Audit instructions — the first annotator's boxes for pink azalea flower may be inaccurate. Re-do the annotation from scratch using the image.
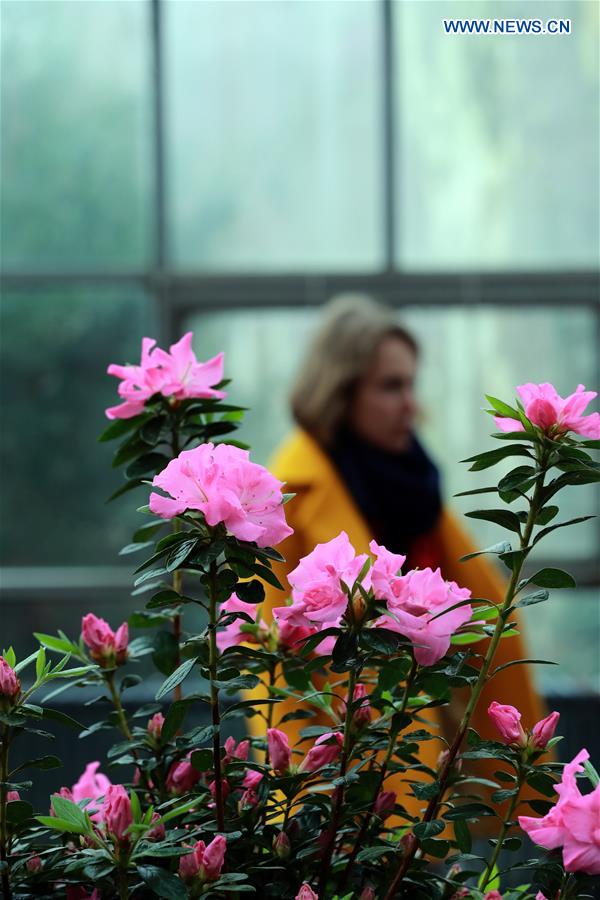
[242,769,263,790]
[342,683,371,730]
[296,885,318,900]
[147,712,164,739]
[71,762,112,822]
[166,756,201,795]
[102,785,133,842]
[483,893,503,900]
[0,656,20,703]
[368,540,406,603]
[494,383,600,438]
[106,332,226,419]
[217,594,267,652]
[149,443,293,548]
[81,613,128,668]
[273,831,291,859]
[373,790,396,820]
[274,532,366,629]
[530,711,560,750]
[298,732,344,773]
[6,791,20,802]
[179,835,226,882]
[268,728,292,775]
[223,736,250,765]
[519,748,600,875]
[277,619,338,657]
[488,701,527,746]
[377,567,472,666]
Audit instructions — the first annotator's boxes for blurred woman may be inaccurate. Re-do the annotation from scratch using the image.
[252,294,547,816]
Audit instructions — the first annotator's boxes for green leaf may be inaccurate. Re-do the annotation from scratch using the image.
[190,749,213,771]
[498,465,537,493]
[515,590,550,609]
[49,796,90,833]
[461,445,532,471]
[444,802,496,820]
[33,633,77,655]
[138,865,188,899]
[152,631,181,676]
[14,755,61,772]
[155,657,197,700]
[166,539,199,572]
[535,505,559,525]
[453,818,472,853]
[460,541,512,563]
[161,700,192,742]
[235,580,265,605]
[146,589,187,610]
[465,509,522,534]
[485,395,521,419]
[413,820,445,839]
[5,800,33,825]
[524,568,576,589]
[42,707,84,731]
[533,515,596,546]
[98,413,148,443]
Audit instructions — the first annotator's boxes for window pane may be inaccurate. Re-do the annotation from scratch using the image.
[0,1,153,269]
[395,0,600,269]
[184,304,599,563]
[0,287,156,565]
[165,0,383,271]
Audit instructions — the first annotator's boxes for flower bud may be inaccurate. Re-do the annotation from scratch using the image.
[224,736,250,765]
[346,683,371,730]
[81,614,129,669]
[6,791,20,803]
[147,712,164,740]
[487,701,527,747]
[166,757,201,795]
[102,785,132,842]
[0,657,20,708]
[530,711,560,750]
[238,788,258,813]
[484,892,503,900]
[267,728,292,774]
[374,790,396,820]
[436,749,462,774]
[273,831,291,859]
[359,888,375,900]
[242,768,263,790]
[298,733,343,773]
[26,856,42,874]
[146,812,166,841]
[296,885,318,900]
[179,836,226,883]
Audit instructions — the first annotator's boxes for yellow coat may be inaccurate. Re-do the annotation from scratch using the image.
[250,430,547,817]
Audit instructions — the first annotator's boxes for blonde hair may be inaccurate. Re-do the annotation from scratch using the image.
[291,294,418,447]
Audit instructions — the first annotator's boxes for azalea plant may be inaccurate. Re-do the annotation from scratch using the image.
[1,335,599,900]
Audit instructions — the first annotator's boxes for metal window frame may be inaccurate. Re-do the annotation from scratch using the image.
[1,0,598,596]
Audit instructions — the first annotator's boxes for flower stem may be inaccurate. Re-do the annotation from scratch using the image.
[317,664,359,895]
[208,560,225,832]
[480,764,525,890]
[0,724,12,900]
[171,425,183,703]
[383,449,549,899]
[106,673,133,741]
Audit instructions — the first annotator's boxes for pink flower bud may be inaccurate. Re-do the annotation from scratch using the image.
[359,888,375,900]
[530,711,560,750]
[346,683,371,729]
[484,892,503,900]
[179,836,226,883]
[166,757,201,795]
[298,732,343,773]
[450,891,470,900]
[238,788,258,812]
[146,811,166,841]
[0,657,20,706]
[535,893,549,900]
[209,778,231,802]
[223,736,250,765]
[436,749,462,774]
[147,712,164,739]
[50,786,73,815]
[488,701,527,746]
[268,728,292,774]
[81,614,128,668]
[6,791,20,803]
[102,785,132,842]
[273,831,291,859]
[242,768,263,790]
[374,790,396,820]
[296,886,318,900]
[26,856,42,874]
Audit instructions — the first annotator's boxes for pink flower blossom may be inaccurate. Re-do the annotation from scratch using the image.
[274,532,367,629]
[223,736,250,765]
[238,788,259,811]
[342,683,371,730]
[6,791,20,802]
[519,748,600,875]
[268,728,292,775]
[273,831,291,859]
[166,757,201,795]
[296,886,318,900]
[494,383,600,439]
[483,893,503,900]
[106,332,226,419]
[71,762,112,822]
[102,785,132,842]
[359,889,375,900]
[535,894,549,900]
[377,567,472,666]
[368,540,406,603]
[242,769,263,790]
[531,711,560,750]
[217,594,267,652]
[374,790,396,820]
[81,614,128,668]
[147,812,166,841]
[488,701,527,746]
[149,443,293,548]
[299,732,344,773]
[179,835,226,883]
[26,856,42,874]
[0,657,20,703]
[209,778,231,802]
[147,712,164,739]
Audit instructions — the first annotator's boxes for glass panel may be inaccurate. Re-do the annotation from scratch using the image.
[0,0,153,269]
[184,304,599,563]
[395,0,600,269]
[165,0,383,271]
[0,287,156,565]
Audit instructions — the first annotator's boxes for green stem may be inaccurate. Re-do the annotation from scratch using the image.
[383,449,549,899]
[106,673,133,741]
[338,659,418,894]
[480,766,524,890]
[117,861,129,900]
[264,664,277,766]
[1,724,12,900]
[317,663,359,894]
[208,560,225,832]
[171,425,183,702]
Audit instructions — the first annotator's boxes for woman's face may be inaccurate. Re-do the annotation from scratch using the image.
[348,336,419,453]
